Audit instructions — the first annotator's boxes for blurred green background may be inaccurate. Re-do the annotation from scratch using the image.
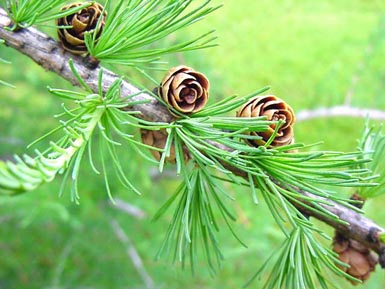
[1,0,385,288]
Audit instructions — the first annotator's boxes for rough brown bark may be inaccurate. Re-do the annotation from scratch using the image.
[1,8,385,258]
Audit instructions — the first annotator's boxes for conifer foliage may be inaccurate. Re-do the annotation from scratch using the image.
[0,1,384,288]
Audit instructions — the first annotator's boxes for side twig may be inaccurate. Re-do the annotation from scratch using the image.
[296,105,385,122]
[110,198,147,220]
[110,219,155,289]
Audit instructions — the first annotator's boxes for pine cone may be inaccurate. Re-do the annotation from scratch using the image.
[158,65,209,115]
[236,95,295,147]
[56,2,107,55]
[141,129,190,163]
[333,233,378,285]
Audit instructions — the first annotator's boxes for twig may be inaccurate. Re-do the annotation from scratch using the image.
[1,8,385,255]
[296,105,385,122]
[111,198,147,220]
[50,238,74,289]
[292,189,385,256]
[110,219,155,289]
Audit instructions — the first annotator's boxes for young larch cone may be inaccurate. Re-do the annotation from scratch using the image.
[236,95,295,147]
[158,65,209,116]
[56,2,107,55]
[141,129,190,163]
[333,233,378,285]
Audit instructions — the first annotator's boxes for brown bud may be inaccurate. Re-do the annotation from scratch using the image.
[333,235,378,285]
[236,95,295,147]
[140,129,190,163]
[158,65,209,115]
[56,2,107,55]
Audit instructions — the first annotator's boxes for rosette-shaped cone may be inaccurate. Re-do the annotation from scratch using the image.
[141,129,190,163]
[158,65,209,115]
[236,95,295,147]
[333,233,378,285]
[56,2,107,55]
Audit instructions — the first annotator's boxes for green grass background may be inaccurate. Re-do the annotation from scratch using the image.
[1,0,385,288]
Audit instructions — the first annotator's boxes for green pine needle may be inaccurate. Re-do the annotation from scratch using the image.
[1,0,92,30]
[236,146,374,232]
[0,107,102,197]
[147,91,378,278]
[193,86,270,117]
[356,121,385,198]
[244,223,359,289]
[0,79,15,88]
[85,0,220,67]
[153,165,243,274]
[0,64,170,200]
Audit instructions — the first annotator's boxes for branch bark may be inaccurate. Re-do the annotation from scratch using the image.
[110,198,147,220]
[296,105,385,122]
[1,9,385,258]
[110,219,155,289]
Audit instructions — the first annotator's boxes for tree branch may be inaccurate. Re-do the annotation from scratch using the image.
[1,8,385,258]
[110,198,147,220]
[296,105,385,122]
[110,219,155,289]
[295,190,385,257]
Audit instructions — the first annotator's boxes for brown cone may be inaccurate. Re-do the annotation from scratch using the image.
[158,65,209,116]
[333,233,378,285]
[236,95,295,148]
[56,2,107,55]
[141,129,190,163]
